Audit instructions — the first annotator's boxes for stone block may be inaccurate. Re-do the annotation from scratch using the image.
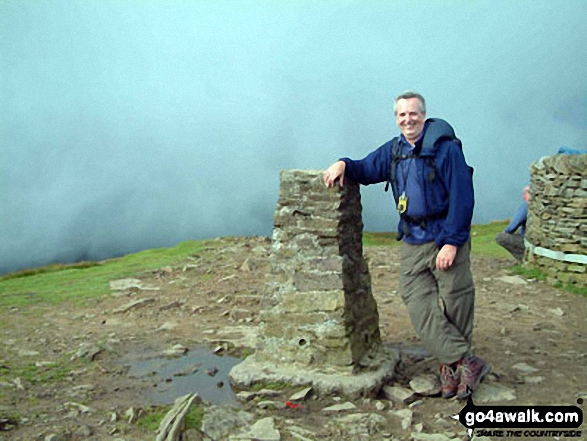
[230,170,394,395]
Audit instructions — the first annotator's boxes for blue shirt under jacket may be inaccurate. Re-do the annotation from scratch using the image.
[340,119,474,248]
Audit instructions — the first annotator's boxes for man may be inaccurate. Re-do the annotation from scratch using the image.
[323,91,490,400]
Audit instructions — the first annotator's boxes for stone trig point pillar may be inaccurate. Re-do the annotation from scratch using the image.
[230,170,398,396]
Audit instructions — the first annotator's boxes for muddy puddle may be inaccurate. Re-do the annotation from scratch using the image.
[121,347,243,405]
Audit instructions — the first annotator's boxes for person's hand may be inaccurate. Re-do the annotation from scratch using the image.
[436,244,457,271]
[323,161,346,187]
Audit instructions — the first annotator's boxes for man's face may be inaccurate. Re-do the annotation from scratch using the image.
[395,98,426,144]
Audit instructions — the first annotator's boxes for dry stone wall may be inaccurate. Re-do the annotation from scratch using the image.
[230,170,398,397]
[525,154,587,286]
[258,169,381,369]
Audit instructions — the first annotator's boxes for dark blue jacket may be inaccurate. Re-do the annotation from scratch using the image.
[341,119,474,248]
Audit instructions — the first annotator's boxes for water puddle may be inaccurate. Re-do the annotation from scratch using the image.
[121,347,243,405]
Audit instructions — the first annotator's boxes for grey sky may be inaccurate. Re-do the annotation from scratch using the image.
[1,1,586,274]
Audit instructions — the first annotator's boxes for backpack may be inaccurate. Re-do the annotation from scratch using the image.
[384,118,472,230]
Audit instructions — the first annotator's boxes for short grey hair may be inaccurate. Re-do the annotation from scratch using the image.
[394,90,426,115]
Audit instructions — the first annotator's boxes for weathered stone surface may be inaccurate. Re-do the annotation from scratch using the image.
[230,170,398,396]
[232,417,280,441]
[409,374,440,396]
[382,385,416,404]
[323,402,356,412]
[200,407,253,441]
[526,154,586,286]
[474,383,517,402]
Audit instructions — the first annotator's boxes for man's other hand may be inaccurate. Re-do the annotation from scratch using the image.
[436,244,457,271]
[323,161,346,187]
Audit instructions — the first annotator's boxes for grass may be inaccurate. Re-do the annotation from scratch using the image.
[363,221,511,259]
[0,223,582,310]
[362,232,400,247]
[0,356,87,386]
[250,381,292,391]
[137,404,205,431]
[0,239,208,308]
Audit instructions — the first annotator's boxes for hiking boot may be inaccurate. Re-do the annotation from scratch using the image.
[457,355,491,400]
[440,362,460,399]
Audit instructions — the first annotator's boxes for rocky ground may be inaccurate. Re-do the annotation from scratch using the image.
[1,236,586,440]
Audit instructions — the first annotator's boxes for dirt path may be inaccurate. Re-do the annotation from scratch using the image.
[1,236,585,440]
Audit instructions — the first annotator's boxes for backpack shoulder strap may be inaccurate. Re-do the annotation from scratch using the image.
[385,137,401,195]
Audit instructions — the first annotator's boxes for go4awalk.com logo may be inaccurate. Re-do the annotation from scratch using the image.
[453,395,584,438]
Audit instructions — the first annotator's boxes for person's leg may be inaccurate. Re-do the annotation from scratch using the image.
[399,242,470,364]
[434,240,475,346]
[433,241,490,399]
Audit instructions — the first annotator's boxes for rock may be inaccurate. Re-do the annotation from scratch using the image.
[162,344,189,357]
[205,367,218,377]
[156,394,198,441]
[113,297,155,313]
[550,307,565,317]
[256,389,283,398]
[512,362,539,374]
[230,308,252,322]
[409,374,439,395]
[109,278,143,291]
[125,407,140,424]
[236,391,257,402]
[409,399,424,408]
[159,300,184,311]
[286,425,316,441]
[509,304,529,313]
[334,413,387,437]
[474,383,517,402]
[289,387,313,402]
[44,435,66,441]
[234,417,280,441]
[382,385,416,404]
[17,349,40,357]
[66,402,95,414]
[375,401,386,411]
[156,322,179,332]
[74,424,93,437]
[72,344,102,361]
[13,377,26,390]
[201,406,253,440]
[391,408,413,430]
[240,258,255,272]
[524,376,544,384]
[323,402,356,412]
[257,400,286,410]
[496,275,527,285]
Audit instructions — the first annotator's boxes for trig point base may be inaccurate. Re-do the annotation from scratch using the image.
[229,170,398,397]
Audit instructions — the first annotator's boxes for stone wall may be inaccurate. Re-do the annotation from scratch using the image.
[258,169,381,369]
[525,154,587,286]
[230,170,397,396]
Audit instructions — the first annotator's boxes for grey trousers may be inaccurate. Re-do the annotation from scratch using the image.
[399,240,475,364]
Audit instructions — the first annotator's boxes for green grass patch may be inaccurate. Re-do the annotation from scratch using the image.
[0,239,208,308]
[137,404,204,431]
[470,221,511,258]
[363,232,400,247]
[137,406,168,431]
[250,381,292,391]
[510,264,548,282]
[555,283,587,297]
[363,221,510,258]
[0,356,87,386]
[511,264,587,297]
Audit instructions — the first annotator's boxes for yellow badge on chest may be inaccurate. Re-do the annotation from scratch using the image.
[397,192,408,214]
